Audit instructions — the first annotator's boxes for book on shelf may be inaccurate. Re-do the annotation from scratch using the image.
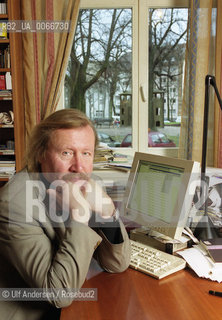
[0,74,5,90]
[0,89,12,97]
[0,149,14,155]
[5,72,12,90]
[0,167,15,177]
[0,160,15,165]
[0,166,15,171]
[5,47,10,68]
[200,238,222,264]
[0,159,15,177]
[0,46,10,68]
[0,22,7,39]
[0,149,15,156]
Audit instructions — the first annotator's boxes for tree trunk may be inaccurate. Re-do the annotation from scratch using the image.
[70,82,86,112]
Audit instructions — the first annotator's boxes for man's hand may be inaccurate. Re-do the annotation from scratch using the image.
[47,173,91,225]
[47,174,115,225]
[85,179,115,220]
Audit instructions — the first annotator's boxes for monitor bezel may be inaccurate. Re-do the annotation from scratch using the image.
[122,152,200,240]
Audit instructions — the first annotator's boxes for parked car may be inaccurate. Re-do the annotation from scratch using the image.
[120,131,176,147]
[98,132,121,148]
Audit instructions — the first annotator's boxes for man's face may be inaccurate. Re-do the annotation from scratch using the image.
[39,126,95,181]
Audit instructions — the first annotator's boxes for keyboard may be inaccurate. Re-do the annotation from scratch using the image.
[130,240,186,279]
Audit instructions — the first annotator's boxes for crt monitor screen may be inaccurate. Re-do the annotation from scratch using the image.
[123,152,200,240]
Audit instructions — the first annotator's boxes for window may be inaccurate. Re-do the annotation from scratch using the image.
[65,0,190,157]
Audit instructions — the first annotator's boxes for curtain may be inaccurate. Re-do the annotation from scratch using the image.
[214,1,222,167]
[179,0,218,167]
[21,0,80,139]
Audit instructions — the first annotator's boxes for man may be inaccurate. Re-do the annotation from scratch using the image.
[0,109,131,320]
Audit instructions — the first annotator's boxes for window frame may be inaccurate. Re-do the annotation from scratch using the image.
[139,0,189,158]
[78,0,190,157]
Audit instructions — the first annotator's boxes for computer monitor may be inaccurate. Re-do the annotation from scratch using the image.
[122,152,200,240]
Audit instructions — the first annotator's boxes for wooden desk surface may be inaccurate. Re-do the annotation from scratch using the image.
[61,266,222,320]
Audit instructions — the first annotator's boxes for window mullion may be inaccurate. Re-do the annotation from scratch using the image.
[138,0,149,152]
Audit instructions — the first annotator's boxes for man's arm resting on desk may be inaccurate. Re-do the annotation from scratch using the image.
[0,209,103,310]
[0,197,130,312]
[94,218,131,273]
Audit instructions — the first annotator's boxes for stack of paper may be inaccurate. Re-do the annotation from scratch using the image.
[178,244,222,282]
[93,147,114,169]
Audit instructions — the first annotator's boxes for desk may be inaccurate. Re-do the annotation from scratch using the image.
[61,267,222,320]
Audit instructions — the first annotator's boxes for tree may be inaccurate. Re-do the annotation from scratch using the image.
[105,52,132,118]
[65,9,132,113]
[149,8,187,128]
[65,7,187,127]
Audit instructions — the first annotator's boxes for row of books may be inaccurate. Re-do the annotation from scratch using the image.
[0,149,14,154]
[0,89,12,97]
[0,46,10,68]
[0,3,7,14]
[0,2,12,179]
[0,160,15,178]
[0,73,12,90]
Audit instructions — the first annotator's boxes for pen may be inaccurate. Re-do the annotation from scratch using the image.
[209,290,222,297]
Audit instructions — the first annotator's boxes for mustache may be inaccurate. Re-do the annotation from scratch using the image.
[61,172,90,183]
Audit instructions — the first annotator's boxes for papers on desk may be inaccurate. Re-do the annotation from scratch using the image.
[178,244,222,283]
[93,147,133,171]
[105,162,132,172]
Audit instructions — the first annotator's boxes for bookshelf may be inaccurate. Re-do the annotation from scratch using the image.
[0,0,24,186]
